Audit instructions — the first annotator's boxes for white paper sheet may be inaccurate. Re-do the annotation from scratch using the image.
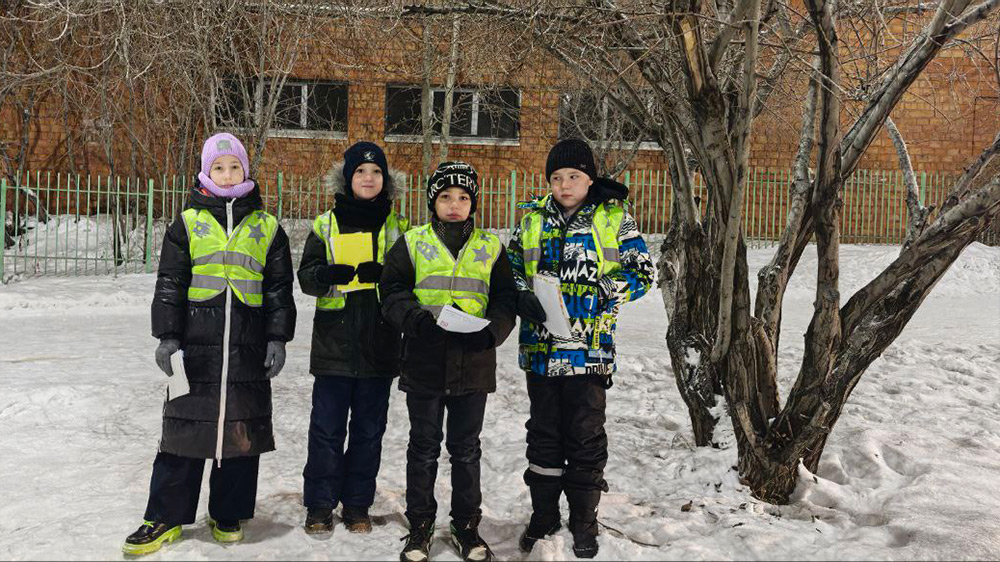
[532,274,573,339]
[167,350,190,401]
[436,304,491,333]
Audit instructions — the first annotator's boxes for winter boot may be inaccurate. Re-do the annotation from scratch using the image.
[518,515,562,553]
[342,505,373,534]
[519,472,563,552]
[566,488,601,559]
[399,517,435,562]
[450,515,495,562]
[122,520,182,556]
[304,507,334,534]
[208,517,244,543]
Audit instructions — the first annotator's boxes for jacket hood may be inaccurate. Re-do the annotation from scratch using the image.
[589,176,629,203]
[323,162,404,202]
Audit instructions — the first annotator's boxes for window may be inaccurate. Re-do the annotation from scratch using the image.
[214,78,348,137]
[558,92,656,146]
[384,85,520,142]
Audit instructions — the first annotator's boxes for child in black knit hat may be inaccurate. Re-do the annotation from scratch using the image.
[508,138,655,558]
[380,161,518,562]
[297,140,412,535]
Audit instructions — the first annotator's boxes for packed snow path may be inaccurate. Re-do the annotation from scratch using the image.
[1,244,998,560]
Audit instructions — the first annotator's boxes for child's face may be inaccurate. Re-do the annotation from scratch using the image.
[351,163,384,201]
[434,187,472,223]
[549,167,593,212]
[209,155,245,188]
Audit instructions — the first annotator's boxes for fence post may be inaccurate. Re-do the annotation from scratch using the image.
[0,178,6,282]
[145,179,155,273]
[919,171,927,206]
[276,171,284,222]
[508,170,517,236]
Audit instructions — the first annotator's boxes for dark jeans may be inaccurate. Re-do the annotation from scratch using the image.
[404,391,488,524]
[523,373,608,534]
[302,375,393,510]
[143,451,259,527]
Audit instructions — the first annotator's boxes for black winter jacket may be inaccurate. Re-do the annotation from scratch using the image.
[297,193,403,379]
[380,219,518,396]
[151,186,296,459]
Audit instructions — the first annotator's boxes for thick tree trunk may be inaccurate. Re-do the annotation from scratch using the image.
[661,223,721,445]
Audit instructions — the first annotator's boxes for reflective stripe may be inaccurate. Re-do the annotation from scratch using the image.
[189,275,263,302]
[192,251,264,274]
[523,248,542,262]
[190,274,228,293]
[415,275,489,295]
[602,247,619,262]
[528,463,565,477]
[420,304,444,316]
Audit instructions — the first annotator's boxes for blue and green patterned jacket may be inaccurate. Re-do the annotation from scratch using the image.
[507,191,654,377]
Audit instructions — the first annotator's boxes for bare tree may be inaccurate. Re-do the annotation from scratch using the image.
[399,0,1000,504]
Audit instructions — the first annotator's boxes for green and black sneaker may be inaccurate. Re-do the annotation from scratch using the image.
[208,517,244,543]
[122,520,182,556]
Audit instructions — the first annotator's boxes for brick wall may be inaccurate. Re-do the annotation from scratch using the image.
[3,16,997,183]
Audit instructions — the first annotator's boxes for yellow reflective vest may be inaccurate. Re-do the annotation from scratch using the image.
[182,207,278,307]
[312,210,410,311]
[404,224,501,319]
[519,194,624,282]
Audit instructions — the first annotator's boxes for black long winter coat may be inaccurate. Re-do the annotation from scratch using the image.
[151,186,296,459]
[380,219,518,396]
[297,193,403,379]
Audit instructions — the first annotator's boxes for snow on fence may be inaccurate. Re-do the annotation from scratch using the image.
[2,168,997,282]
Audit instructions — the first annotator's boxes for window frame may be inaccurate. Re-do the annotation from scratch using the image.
[212,77,349,140]
[557,92,660,151]
[383,84,521,146]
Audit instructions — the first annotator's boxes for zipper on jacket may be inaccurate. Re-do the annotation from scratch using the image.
[215,198,235,466]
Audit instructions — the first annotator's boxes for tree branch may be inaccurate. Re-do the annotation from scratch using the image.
[885,116,931,250]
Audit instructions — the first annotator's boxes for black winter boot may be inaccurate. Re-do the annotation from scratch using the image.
[520,470,563,552]
[343,505,372,534]
[450,515,494,562]
[304,507,334,534]
[399,518,435,562]
[566,488,601,559]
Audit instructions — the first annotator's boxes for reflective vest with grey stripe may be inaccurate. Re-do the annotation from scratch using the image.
[404,224,501,319]
[312,210,410,311]
[519,194,624,281]
[181,208,278,307]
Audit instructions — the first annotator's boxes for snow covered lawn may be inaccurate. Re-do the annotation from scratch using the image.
[1,244,998,560]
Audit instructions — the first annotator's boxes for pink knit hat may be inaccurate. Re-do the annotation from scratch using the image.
[198,133,255,198]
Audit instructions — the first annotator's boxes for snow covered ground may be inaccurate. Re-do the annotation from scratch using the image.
[1,243,998,560]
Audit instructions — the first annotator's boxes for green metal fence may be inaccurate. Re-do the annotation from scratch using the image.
[2,168,997,282]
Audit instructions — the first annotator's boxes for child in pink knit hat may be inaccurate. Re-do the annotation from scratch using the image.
[198,133,256,198]
[122,131,297,555]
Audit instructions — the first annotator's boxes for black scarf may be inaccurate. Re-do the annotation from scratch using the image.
[432,217,474,259]
[333,192,391,230]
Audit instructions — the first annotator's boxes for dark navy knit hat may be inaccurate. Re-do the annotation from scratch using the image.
[342,141,389,186]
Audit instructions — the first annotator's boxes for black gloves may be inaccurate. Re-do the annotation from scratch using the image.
[457,328,494,352]
[355,261,383,284]
[316,263,356,285]
[413,309,446,341]
[517,291,547,325]
[155,339,180,377]
[264,341,286,379]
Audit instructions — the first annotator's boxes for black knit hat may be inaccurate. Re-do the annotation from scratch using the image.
[342,141,389,187]
[546,138,597,181]
[426,161,480,213]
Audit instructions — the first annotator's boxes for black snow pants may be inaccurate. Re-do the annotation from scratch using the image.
[523,372,608,538]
